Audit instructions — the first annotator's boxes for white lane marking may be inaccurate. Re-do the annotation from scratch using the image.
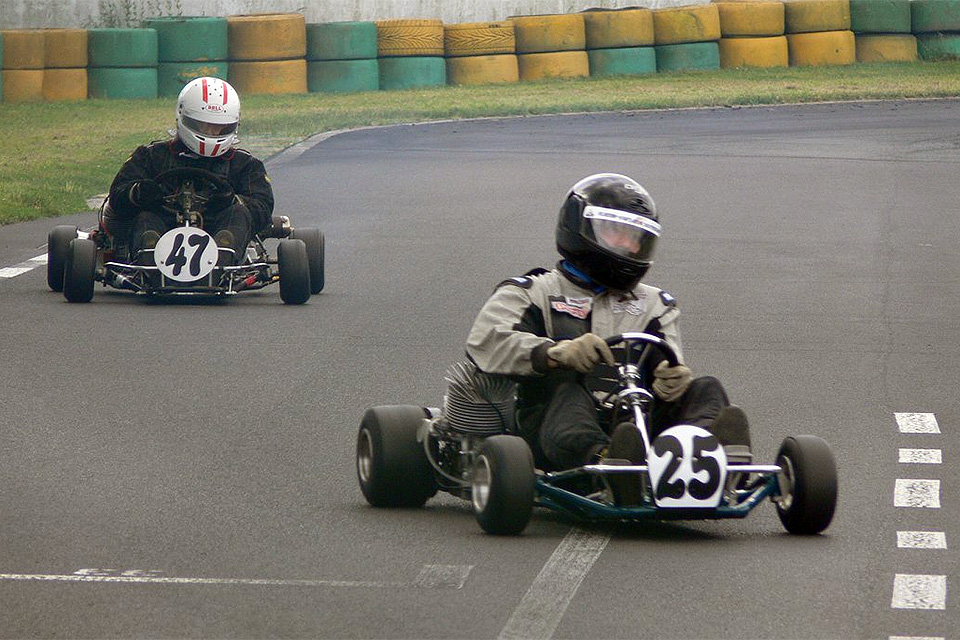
[0,254,47,279]
[897,531,947,549]
[895,413,940,434]
[0,564,472,589]
[891,574,946,610]
[498,528,609,640]
[890,636,945,640]
[894,479,941,508]
[898,448,942,464]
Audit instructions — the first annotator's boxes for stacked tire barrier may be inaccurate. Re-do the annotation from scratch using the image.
[1,29,45,103]
[43,29,88,101]
[913,0,960,60]
[582,8,657,77]
[784,0,856,66]
[227,13,307,95]
[87,28,158,98]
[444,21,519,86]
[509,14,589,81]
[849,0,915,63]
[307,21,379,93]
[715,2,788,68]
[653,4,722,72]
[143,17,229,97]
[376,19,446,90]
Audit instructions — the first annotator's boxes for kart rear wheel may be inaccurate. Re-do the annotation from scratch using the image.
[291,227,324,294]
[277,238,311,304]
[357,405,438,508]
[775,435,838,535]
[472,435,535,535]
[63,238,97,303]
[47,225,78,292]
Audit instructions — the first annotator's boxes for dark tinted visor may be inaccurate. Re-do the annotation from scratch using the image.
[182,114,237,137]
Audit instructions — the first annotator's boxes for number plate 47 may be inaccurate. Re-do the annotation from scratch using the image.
[648,425,727,508]
[154,227,220,282]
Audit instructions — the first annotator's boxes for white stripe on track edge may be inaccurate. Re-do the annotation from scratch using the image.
[891,574,946,610]
[898,448,942,464]
[498,528,609,640]
[894,479,941,508]
[895,413,940,434]
[0,254,47,279]
[897,531,947,549]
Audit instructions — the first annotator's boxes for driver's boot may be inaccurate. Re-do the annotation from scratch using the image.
[214,229,237,267]
[605,422,645,506]
[711,405,752,463]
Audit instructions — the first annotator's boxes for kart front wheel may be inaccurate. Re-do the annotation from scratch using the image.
[47,225,78,292]
[291,227,324,294]
[472,435,535,535]
[775,435,838,535]
[357,405,438,508]
[63,238,97,303]
[277,238,310,305]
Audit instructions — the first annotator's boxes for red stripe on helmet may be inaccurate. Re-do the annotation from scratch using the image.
[199,141,206,155]
[210,144,221,156]
[202,78,209,103]
[222,82,228,105]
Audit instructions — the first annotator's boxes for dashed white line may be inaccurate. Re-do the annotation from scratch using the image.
[0,254,47,279]
[897,531,947,549]
[898,448,942,464]
[894,479,941,508]
[889,636,945,640]
[895,413,941,434]
[891,574,947,610]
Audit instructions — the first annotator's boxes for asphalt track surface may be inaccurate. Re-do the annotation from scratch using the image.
[1,100,958,639]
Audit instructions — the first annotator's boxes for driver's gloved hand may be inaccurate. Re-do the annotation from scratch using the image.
[652,360,692,402]
[271,215,292,238]
[547,333,615,373]
[129,179,161,209]
[208,191,237,211]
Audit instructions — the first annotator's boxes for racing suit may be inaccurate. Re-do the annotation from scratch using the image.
[102,137,274,262]
[466,262,730,471]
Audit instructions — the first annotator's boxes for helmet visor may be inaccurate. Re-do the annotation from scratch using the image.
[582,205,660,262]
[182,114,237,137]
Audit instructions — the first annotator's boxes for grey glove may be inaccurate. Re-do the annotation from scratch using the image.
[546,333,615,373]
[652,359,693,402]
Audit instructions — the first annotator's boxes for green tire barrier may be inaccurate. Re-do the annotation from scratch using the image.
[378,56,445,90]
[655,41,720,72]
[917,33,960,60]
[88,28,158,67]
[587,47,656,76]
[158,61,229,97]
[911,0,960,33]
[308,59,379,92]
[849,0,911,34]
[88,67,158,99]
[855,34,917,62]
[307,21,378,60]
[142,17,228,63]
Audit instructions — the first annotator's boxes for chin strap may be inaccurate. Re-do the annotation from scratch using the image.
[558,260,607,294]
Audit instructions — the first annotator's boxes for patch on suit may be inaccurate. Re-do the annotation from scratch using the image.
[550,296,592,320]
[611,298,647,316]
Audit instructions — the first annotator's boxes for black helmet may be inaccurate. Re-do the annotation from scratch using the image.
[556,173,660,291]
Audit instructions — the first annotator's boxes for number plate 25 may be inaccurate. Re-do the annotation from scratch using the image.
[154,227,219,282]
[648,425,727,508]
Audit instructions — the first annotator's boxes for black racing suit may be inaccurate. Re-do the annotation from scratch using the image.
[102,137,274,262]
[466,262,730,471]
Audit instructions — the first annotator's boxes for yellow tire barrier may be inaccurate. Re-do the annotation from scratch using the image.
[1,29,45,69]
[43,29,88,68]
[787,30,855,65]
[228,59,307,94]
[719,35,788,67]
[376,19,444,57]
[582,9,654,49]
[444,22,515,57]
[715,2,785,37]
[653,4,722,45]
[517,50,589,80]
[42,68,87,101]
[855,34,917,63]
[446,54,519,84]
[227,14,306,61]
[784,0,851,34]
[2,69,44,102]
[510,14,586,53]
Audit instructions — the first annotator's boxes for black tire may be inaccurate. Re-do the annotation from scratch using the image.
[775,435,838,535]
[291,227,324,294]
[47,225,78,292]
[62,238,97,303]
[277,238,311,305]
[357,405,438,507]
[472,435,536,535]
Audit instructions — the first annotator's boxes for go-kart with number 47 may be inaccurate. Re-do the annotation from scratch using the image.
[46,166,324,304]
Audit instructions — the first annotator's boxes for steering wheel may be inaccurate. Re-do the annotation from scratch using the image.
[153,167,235,215]
[605,332,680,369]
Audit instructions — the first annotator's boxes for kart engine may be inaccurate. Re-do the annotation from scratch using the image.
[442,362,516,436]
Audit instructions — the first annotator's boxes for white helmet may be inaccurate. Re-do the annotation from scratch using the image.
[176,77,240,158]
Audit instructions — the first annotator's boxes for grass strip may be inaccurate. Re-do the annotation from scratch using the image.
[1,61,958,225]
